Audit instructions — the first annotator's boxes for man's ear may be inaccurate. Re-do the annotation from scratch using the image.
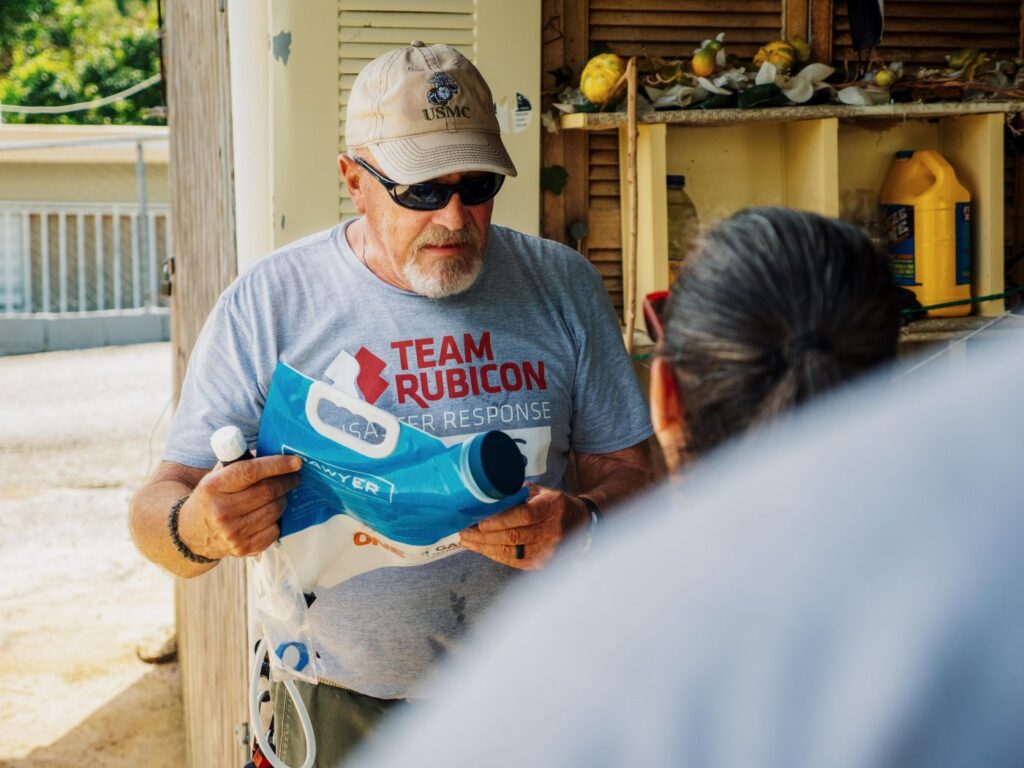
[650,356,686,473]
[338,154,367,213]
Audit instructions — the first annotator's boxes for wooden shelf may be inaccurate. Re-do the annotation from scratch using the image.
[900,313,1024,343]
[560,101,1024,131]
[623,315,1024,358]
[574,97,1014,335]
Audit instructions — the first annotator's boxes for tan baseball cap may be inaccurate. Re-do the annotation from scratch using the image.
[345,42,517,184]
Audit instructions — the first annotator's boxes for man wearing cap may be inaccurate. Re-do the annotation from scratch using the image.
[130,43,652,764]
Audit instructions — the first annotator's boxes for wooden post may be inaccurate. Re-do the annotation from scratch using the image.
[810,0,834,66]
[164,1,247,766]
[541,0,568,243]
[784,0,811,41]
[622,57,638,354]
[540,0,589,249]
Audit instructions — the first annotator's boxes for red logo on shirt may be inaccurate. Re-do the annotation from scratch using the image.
[346,332,548,410]
[354,347,388,404]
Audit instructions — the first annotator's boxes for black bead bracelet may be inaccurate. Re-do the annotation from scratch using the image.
[167,493,218,564]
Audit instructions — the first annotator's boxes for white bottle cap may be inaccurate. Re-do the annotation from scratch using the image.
[211,425,248,463]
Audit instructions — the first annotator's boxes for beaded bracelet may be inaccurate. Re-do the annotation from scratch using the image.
[167,493,218,564]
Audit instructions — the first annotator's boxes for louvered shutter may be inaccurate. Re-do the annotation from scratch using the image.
[590,0,785,60]
[832,0,1022,68]
[585,0,785,314]
[338,0,478,219]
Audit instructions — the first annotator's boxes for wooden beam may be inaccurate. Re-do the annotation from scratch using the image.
[541,0,567,243]
[563,0,590,252]
[623,57,638,353]
[164,1,247,766]
[540,0,590,249]
[783,0,810,41]
[810,0,834,64]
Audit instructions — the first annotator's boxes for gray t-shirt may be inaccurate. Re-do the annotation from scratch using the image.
[164,220,652,697]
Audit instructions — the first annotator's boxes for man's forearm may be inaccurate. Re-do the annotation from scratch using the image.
[575,440,653,513]
[129,463,216,578]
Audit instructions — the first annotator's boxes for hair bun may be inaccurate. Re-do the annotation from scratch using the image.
[784,331,832,362]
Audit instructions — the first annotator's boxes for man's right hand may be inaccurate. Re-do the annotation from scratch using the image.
[176,454,303,561]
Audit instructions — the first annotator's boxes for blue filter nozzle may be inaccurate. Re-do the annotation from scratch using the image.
[465,431,527,500]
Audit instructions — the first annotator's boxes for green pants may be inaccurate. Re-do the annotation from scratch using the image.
[271,679,402,767]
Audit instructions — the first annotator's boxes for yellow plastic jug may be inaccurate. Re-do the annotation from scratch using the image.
[880,150,972,317]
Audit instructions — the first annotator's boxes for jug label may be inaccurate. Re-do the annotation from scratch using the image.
[884,204,916,286]
[955,202,971,286]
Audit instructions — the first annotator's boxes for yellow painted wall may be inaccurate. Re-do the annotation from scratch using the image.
[271,0,340,249]
[624,114,1005,324]
[665,123,789,229]
[0,162,169,204]
[837,120,941,219]
[476,0,542,236]
[0,125,169,205]
[0,124,168,163]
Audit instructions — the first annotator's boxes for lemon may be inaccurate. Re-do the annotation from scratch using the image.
[875,67,897,87]
[691,49,717,78]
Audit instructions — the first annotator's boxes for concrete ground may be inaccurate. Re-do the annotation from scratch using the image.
[0,343,181,767]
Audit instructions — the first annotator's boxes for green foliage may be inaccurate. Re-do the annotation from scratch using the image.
[0,0,163,125]
[736,83,788,109]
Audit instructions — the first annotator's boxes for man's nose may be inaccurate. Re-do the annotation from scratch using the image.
[431,193,469,231]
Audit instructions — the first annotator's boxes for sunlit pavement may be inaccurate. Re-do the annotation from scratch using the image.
[0,343,182,767]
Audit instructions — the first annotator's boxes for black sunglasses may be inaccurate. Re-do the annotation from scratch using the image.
[352,156,505,211]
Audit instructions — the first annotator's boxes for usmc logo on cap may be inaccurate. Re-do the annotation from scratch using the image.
[427,72,459,105]
[423,72,470,120]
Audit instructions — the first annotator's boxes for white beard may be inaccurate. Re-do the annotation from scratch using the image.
[403,254,483,299]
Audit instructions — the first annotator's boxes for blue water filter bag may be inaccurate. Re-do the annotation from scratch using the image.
[256,363,528,588]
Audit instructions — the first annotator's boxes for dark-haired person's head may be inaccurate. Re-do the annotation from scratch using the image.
[651,206,900,472]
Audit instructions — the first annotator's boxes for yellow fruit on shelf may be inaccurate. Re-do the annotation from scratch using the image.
[947,48,981,70]
[691,49,717,78]
[874,67,897,88]
[580,53,626,104]
[754,40,797,74]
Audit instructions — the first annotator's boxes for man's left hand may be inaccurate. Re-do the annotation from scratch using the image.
[459,485,589,570]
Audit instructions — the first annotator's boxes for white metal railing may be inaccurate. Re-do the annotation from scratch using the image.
[0,201,171,314]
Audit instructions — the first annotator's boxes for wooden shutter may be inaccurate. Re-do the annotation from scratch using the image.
[590,0,785,60]
[584,0,785,314]
[831,0,1023,69]
[337,0,478,219]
